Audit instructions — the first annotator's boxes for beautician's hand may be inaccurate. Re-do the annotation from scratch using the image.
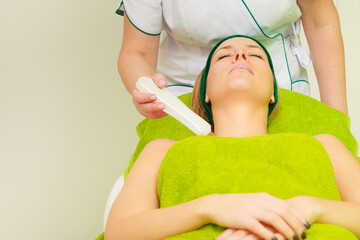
[132,73,168,119]
[205,193,308,240]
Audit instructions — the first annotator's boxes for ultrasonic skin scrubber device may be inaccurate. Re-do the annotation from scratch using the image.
[136,77,212,136]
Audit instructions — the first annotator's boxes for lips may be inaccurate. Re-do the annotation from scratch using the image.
[230,64,254,75]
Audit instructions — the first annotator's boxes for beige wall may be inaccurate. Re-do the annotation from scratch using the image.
[337,0,360,149]
[0,0,142,239]
[0,1,359,240]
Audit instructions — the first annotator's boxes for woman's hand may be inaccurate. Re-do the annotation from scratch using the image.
[215,229,262,240]
[286,195,322,226]
[204,193,308,240]
[215,226,285,240]
[132,73,168,119]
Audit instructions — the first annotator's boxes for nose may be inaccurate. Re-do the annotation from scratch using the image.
[233,52,247,62]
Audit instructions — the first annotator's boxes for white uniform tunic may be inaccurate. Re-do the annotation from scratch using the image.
[117,0,311,97]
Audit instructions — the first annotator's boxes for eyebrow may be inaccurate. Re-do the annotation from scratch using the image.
[213,44,265,56]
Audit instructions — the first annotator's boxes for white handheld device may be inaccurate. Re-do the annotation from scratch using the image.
[136,77,211,136]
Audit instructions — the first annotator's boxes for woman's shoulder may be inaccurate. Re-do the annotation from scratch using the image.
[132,139,177,174]
[313,134,345,149]
[312,134,356,164]
[144,139,177,154]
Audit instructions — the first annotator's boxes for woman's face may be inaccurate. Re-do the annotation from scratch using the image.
[206,37,274,107]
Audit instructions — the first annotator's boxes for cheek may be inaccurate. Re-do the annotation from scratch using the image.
[208,65,223,80]
[206,67,224,94]
[258,66,274,86]
[253,66,274,98]
[264,76,275,97]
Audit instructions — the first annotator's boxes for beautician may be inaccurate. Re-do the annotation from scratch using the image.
[116,0,347,118]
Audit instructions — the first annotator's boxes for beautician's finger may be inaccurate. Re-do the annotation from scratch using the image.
[153,73,167,88]
[132,89,157,104]
[146,108,167,119]
[215,229,236,240]
[137,103,167,119]
[132,90,167,118]
[138,102,165,113]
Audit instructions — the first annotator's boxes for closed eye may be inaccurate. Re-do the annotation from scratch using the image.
[249,54,263,60]
[217,54,231,61]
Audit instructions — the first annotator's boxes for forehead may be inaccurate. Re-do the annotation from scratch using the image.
[216,37,263,51]
[217,37,260,49]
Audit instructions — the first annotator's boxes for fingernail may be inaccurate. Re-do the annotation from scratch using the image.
[159,80,165,86]
[301,232,307,239]
[272,237,278,240]
[304,221,311,229]
[293,235,299,240]
[158,104,165,109]
[150,95,157,101]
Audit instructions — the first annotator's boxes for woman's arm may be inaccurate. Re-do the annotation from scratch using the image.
[118,13,167,118]
[314,198,360,236]
[118,12,160,93]
[105,139,307,240]
[292,134,360,237]
[297,0,348,114]
[105,139,209,240]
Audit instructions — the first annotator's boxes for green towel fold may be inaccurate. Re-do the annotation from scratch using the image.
[95,89,359,240]
[124,89,359,179]
[157,133,357,239]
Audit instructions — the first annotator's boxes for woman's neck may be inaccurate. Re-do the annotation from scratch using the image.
[212,105,268,138]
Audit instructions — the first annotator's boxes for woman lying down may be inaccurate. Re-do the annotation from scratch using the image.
[105,36,360,240]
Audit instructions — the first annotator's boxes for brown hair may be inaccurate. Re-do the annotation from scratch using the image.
[191,70,214,129]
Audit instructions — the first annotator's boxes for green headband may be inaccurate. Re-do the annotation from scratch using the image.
[200,35,279,125]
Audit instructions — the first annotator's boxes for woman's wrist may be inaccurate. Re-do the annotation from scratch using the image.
[308,196,325,223]
[196,194,218,224]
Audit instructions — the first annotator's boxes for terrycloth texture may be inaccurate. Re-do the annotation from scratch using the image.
[95,89,360,240]
[94,232,103,240]
[124,88,359,179]
[94,133,358,240]
[157,133,357,239]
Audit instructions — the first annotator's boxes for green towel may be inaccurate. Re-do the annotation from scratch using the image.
[95,89,359,240]
[157,133,357,239]
[124,89,358,179]
[94,233,103,240]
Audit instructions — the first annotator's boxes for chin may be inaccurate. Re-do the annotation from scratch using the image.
[226,78,253,92]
